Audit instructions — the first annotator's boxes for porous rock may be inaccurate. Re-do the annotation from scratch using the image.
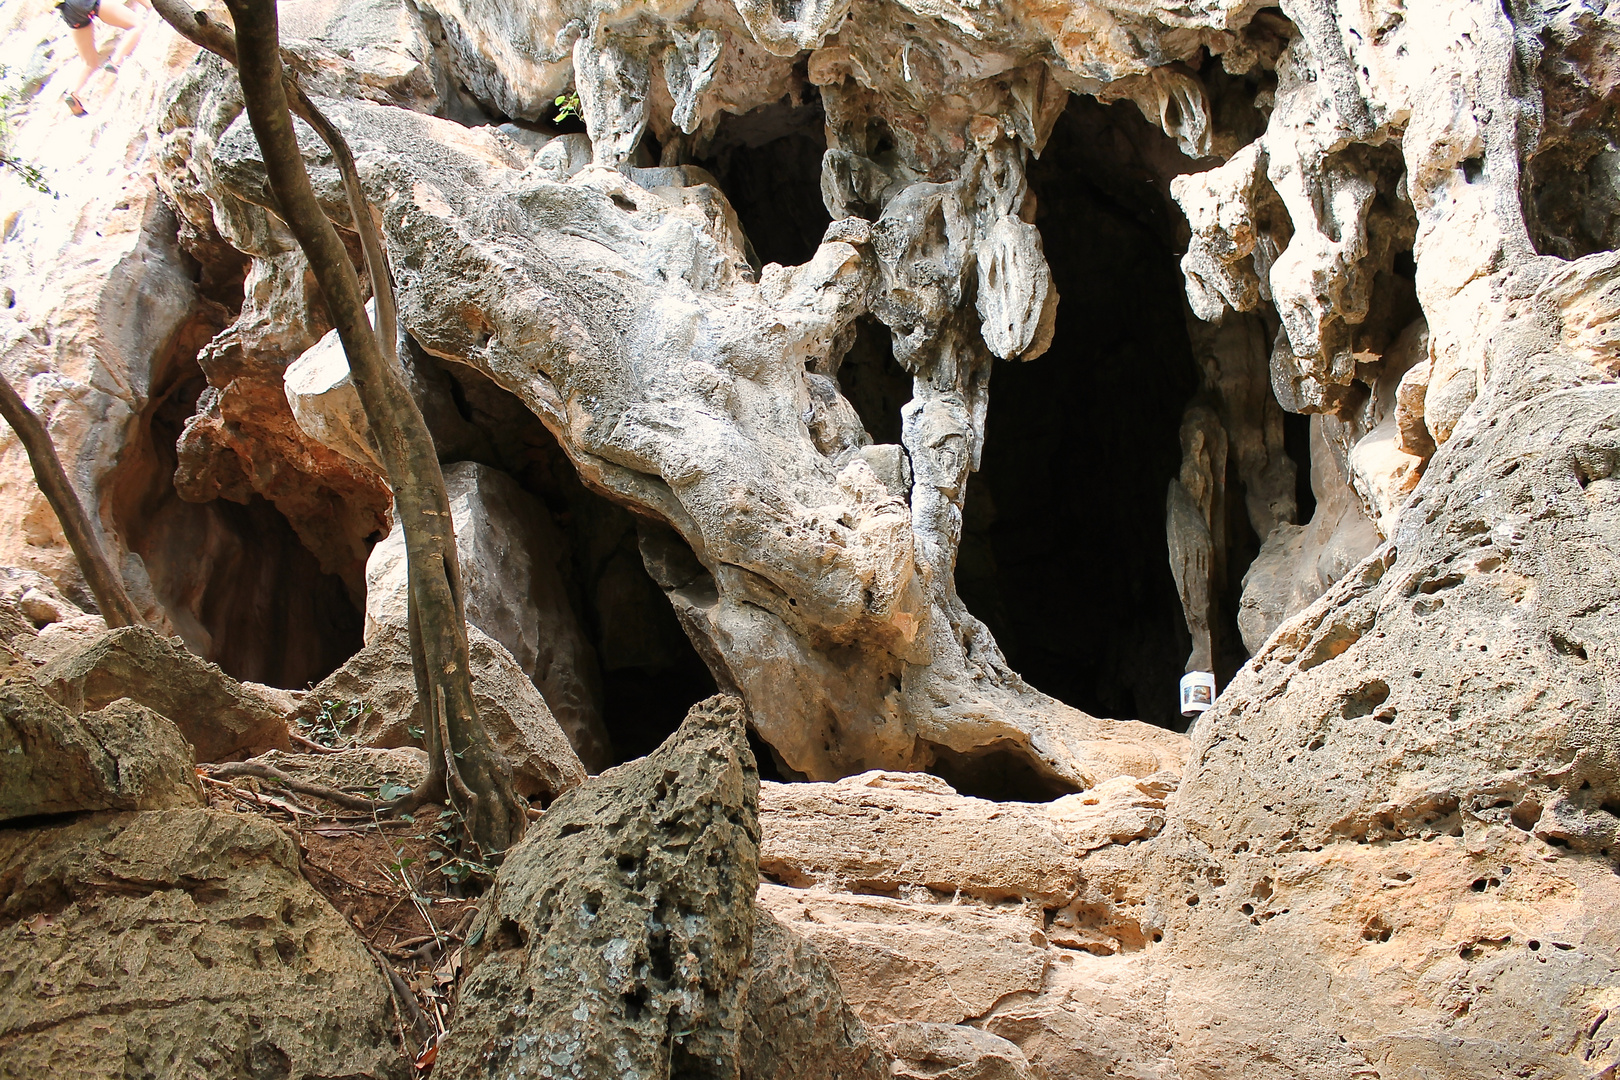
[287,622,585,801]
[438,694,761,1078]
[35,626,290,762]
[0,808,408,1080]
[0,678,204,822]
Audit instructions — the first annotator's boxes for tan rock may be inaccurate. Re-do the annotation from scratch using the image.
[0,679,204,822]
[879,1022,1042,1080]
[757,884,1048,1027]
[0,808,408,1079]
[760,771,1081,904]
[288,623,585,801]
[741,909,891,1080]
[35,626,290,762]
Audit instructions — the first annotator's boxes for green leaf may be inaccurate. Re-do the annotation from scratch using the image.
[378,782,412,801]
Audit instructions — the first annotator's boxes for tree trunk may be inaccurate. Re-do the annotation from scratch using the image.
[156,0,525,856]
[0,373,141,628]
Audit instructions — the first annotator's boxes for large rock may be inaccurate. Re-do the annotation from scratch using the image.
[740,909,890,1080]
[362,461,612,771]
[196,59,1193,794]
[35,626,290,762]
[0,678,204,822]
[760,771,1083,905]
[288,622,585,801]
[439,695,761,1076]
[0,808,408,1079]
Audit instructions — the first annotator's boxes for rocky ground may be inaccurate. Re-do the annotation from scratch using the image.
[1,0,1619,1076]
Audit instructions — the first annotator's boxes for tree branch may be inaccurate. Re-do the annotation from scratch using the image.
[0,373,142,627]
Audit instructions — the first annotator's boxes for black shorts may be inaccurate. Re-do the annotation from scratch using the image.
[57,0,100,30]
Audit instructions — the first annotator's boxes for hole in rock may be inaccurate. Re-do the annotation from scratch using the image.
[418,354,716,765]
[692,84,831,268]
[836,315,912,445]
[110,282,363,689]
[926,742,1081,802]
[959,96,1239,730]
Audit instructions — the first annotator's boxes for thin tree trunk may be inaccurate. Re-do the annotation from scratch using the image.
[154,0,524,856]
[0,373,141,627]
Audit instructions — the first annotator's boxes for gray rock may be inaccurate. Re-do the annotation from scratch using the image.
[35,626,291,763]
[0,679,204,822]
[438,694,760,1077]
[363,461,612,771]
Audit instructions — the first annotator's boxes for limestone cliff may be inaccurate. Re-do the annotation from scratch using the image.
[0,0,1617,1075]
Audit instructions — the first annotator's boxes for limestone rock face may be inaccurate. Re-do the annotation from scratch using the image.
[191,54,1188,794]
[35,626,291,762]
[0,808,408,1080]
[0,679,204,822]
[287,623,586,801]
[363,460,611,770]
[439,695,760,1077]
[878,1023,1041,1080]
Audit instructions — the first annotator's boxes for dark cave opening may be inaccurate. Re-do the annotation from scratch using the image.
[419,353,717,766]
[113,313,365,690]
[692,89,831,268]
[956,96,1220,731]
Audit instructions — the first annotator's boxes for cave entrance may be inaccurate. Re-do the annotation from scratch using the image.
[958,95,1228,731]
[112,306,365,690]
[422,356,717,767]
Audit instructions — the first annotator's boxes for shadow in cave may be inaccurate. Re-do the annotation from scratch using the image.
[691,84,831,269]
[417,353,719,766]
[956,96,1215,732]
[111,302,364,690]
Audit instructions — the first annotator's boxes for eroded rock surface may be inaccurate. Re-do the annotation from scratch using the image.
[441,694,760,1075]
[35,626,291,762]
[0,808,408,1080]
[0,678,204,822]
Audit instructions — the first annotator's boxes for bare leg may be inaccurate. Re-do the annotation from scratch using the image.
[98,0,146,67]
[67,24,100,98]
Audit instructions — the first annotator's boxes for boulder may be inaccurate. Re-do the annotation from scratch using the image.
[759,771,1081,905]
[287,623,585,801]
[438,695,761,1077]
[362,461,611,771]
[34,626,290,762]
[0,808,409,1079]
[0,678,204,822]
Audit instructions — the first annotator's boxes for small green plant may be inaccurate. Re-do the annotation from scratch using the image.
[298,697,372,747]
[553,90,582,123]
[0,65,54,197]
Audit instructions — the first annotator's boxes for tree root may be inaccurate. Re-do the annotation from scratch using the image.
[204,762,385,812]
